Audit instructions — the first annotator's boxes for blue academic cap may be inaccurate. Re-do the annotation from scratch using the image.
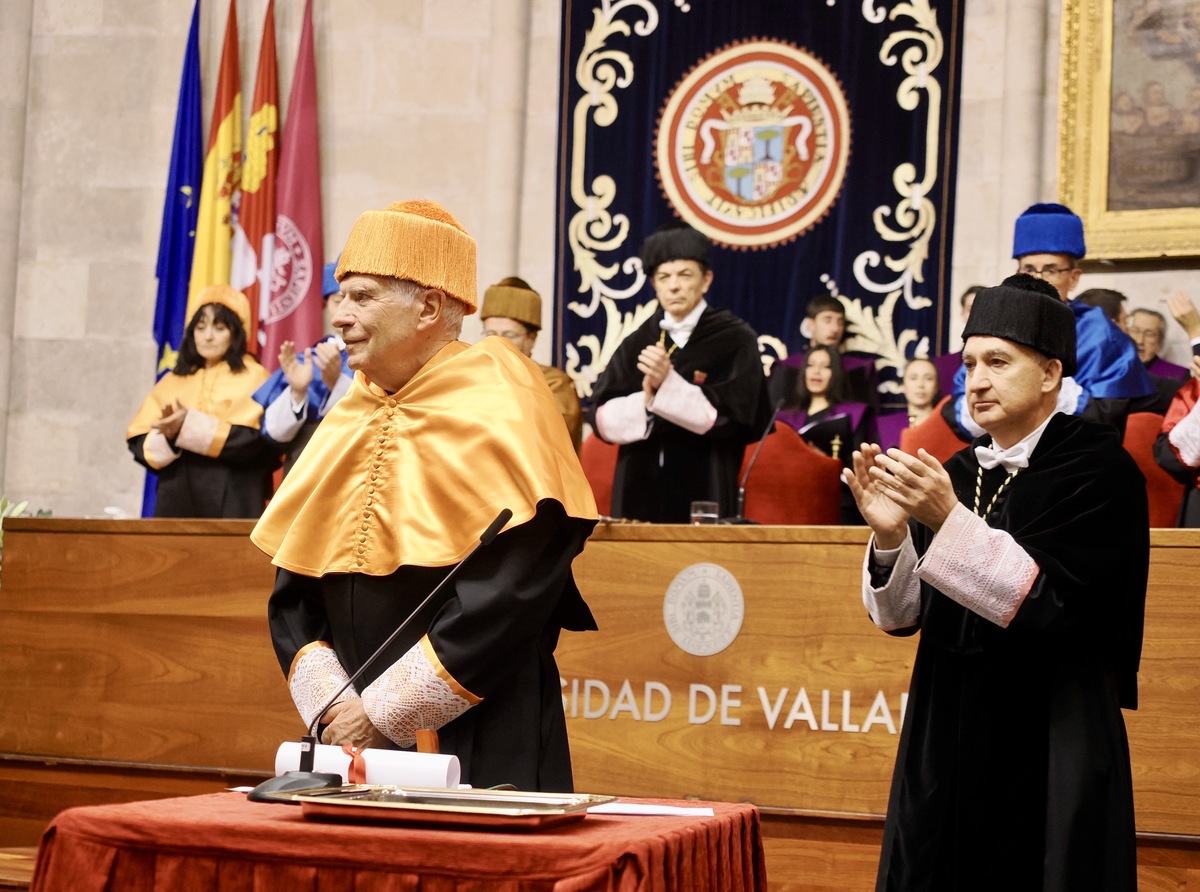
[322,257,341,298]
[1012,203,1086,259]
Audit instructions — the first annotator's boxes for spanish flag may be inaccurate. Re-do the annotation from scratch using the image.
[186,0,242,326]
[230,0,278,351]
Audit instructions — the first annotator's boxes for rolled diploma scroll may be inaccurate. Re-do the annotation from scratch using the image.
[274,742,461,787]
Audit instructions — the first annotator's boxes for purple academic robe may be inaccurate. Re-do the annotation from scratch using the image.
[1146,354,1189,381]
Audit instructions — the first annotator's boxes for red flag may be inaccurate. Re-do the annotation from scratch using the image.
[263,0,324,371]
[187,0,241,323]
[231,0,279,351]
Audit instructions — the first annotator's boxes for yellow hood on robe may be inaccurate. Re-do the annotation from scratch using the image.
[251,337,597,576]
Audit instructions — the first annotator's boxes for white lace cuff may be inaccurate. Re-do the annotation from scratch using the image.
[863,532,921,631]
[916,502,1040,627]
[595,391,650,444]
[361,637,480,748]
[1057,376,1083,415]
[264,390,308,443]
[1168,398,1200,469]
[175,408,228,457]
[648,369,718,435]
[142,429,181,470]
[288,642,358,731]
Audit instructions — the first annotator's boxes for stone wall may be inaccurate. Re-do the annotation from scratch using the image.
[1,0,1197,518]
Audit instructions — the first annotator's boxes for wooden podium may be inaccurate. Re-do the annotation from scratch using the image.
[1,518,1199,889]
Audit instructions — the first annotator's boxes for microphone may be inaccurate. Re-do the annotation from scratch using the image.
[248,508,514,802]
[721,398,784,524]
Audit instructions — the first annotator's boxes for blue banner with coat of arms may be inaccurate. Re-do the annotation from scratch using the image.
[552,0,966,409]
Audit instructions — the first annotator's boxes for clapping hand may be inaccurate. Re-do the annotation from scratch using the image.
[844,444,911,548]
[312,339,343,389]
[151,399,187,440]
[279,341,314,400]
[1168,291,1200,340]
[864,447,958,535]
[638,342,673,401]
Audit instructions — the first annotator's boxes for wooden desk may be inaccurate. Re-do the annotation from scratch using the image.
[30,792,766,891]
[2,518,1199,890]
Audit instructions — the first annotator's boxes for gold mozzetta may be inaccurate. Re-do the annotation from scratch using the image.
[126,359,269,452]
[251,338,598,576]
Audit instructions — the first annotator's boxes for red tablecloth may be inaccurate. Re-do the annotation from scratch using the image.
[31,792,766,891]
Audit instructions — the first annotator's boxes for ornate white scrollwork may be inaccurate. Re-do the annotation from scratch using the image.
[847,0,944,380]
[565,1,664,391]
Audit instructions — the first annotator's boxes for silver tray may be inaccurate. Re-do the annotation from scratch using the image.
[294,785,617,831]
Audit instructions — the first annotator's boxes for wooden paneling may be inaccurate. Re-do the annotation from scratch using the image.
[1,518,1198,890]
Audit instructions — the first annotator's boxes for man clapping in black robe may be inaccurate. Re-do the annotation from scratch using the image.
[847,278,1147,891]
[592,224,771,523]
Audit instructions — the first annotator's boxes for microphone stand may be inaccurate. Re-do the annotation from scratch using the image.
[721,399,784,524]
[248,508,514,802]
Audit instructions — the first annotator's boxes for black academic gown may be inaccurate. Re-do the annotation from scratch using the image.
[591,306,771,523]
[127,425,279,519]
[267,501,597,792]
[875,413,1147,892]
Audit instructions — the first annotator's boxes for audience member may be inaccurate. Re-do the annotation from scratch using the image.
[849,280,1146,890]
[769,295,877,408]
[254,261,353,474]
[1129,306,1189,380]
[933,284,982,397]
[778,344,871,523]
[591,223,770,523]
[481,276,583,454]
[943,203,1158,440]
[1155,352,1200,526]
[1077,287,1129,331]
[127,285,278,518]
[876,357,940,452]
[252,199,598,791]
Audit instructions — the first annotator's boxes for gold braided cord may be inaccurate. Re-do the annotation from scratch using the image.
[973,465,1019,521]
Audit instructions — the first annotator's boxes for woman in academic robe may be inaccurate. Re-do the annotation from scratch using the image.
[127,285,278,518]
[777,345,872,523]
[876,357,940,452]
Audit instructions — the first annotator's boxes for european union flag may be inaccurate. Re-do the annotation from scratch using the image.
[145,0,203,516]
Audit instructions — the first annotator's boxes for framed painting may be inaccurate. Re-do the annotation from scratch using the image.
[1059,0,1200,259]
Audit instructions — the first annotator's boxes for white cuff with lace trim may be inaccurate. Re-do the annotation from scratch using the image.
[361,638,478,748]
[648,369,718,435]
[175,408,222,456]
[863,532,921,631]
[595,391,649,444]
[142,429,181,470]
[916,502,1040,627]
[1168,398,1200,468]
[288,642,358,730]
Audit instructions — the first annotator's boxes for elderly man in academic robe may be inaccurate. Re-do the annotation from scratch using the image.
[848,276,1147,891]
[591,223,771,523]
[253,200,598,792]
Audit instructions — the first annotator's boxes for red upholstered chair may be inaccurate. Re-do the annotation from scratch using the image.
[899,396,968,464]
[579,432,619,517]
[739,422,843,524]
[1122,412,1184,527]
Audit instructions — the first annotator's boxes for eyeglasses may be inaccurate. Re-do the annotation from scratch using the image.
[1017,264,1076,281]
[1126,325,1163,343]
